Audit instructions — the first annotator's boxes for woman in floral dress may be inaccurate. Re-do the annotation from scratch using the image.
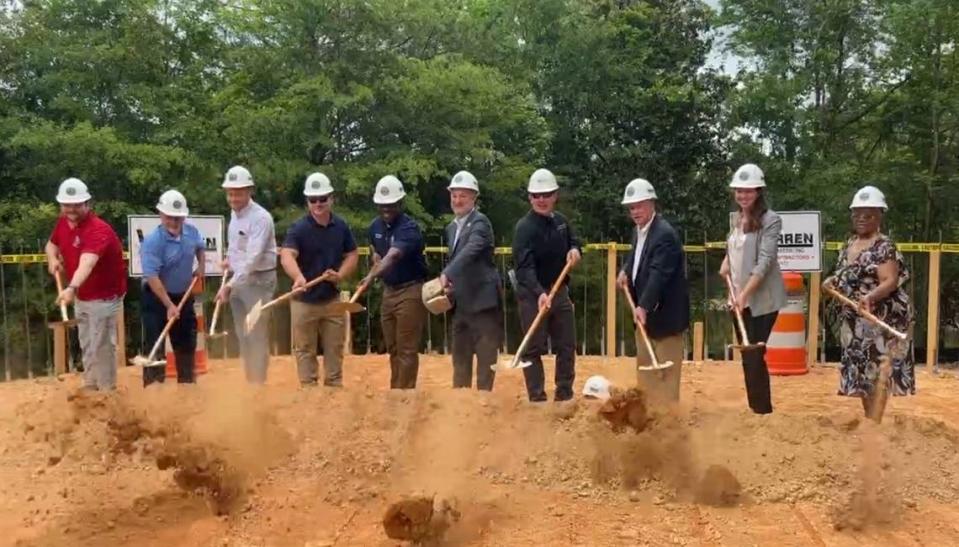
[825,185,913,422]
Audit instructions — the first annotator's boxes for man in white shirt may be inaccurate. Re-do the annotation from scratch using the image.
[215,165,278,384]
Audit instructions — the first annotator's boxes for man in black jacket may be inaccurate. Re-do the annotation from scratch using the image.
[616,178,689,402]
[512,168,581,402]
[440,170,501,391]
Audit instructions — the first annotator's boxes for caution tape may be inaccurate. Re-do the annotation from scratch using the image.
[3,242,956,264]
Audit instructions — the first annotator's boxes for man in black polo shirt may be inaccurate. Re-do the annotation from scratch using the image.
[281,172,359,386]
[360,175,428,389]
[512,168,581,402]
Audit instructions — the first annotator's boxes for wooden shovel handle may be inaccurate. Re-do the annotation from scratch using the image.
[350,278,372,304]
[54,271,70,322]
[209,270,230,333]
[512,260,576,363]
[724,274,753,346]
[262,272,333,310]
[620,285,662,368]
[822,285,907,340]
[146,276,200,361]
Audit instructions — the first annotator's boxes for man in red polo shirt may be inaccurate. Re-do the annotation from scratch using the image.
[45,177,127,391]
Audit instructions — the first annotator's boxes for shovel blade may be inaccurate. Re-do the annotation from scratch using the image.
[490,357,534,371]
[129,355,166,368]
[636,360,680,403]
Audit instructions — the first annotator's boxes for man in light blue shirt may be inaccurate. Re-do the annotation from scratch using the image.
[139,190,206,386]
[215,165,278,384]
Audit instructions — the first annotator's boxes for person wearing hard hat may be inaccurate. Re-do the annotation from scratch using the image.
[360,175,428,389]
[215,165,278,384]
[823,186,913,422]
[280,172,359,387]
[440,170,501,391]
[718,164,786,414]
[138,190,206,386]
[46,177,127,391]
[511,168,581,402]
[616,178,689,402]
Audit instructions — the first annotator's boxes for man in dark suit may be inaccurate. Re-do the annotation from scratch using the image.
[440,170,501,390]
[616,178,689,402]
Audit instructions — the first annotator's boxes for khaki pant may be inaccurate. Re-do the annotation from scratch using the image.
[291,298,345,386]
[76,297,121,391]
[229,270,277,384]
[634,330,685,404]
[381,282,426,389]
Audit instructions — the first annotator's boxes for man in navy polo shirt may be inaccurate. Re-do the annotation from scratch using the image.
[360,175,428,389]
[281,172,359,387]
[139,190,206,386]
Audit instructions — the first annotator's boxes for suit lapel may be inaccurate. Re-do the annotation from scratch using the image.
[450,209,476,257]
[637,216,659,277]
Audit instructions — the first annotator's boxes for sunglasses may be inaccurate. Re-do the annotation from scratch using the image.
[530,192,556,200]
[308,196,331,204]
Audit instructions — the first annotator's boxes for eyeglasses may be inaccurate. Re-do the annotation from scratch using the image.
[530,192,556,200]
[308,196,331,204]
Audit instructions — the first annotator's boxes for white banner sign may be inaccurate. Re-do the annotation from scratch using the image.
[127,215,225,277]
[777,211,822,272]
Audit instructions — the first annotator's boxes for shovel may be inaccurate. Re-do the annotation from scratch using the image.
[130,276,200,368]
[492,259,576,371]
[245,271,332,333]
[323,277,371,315]
[49,271,77,328]
[822,285,907,340]
[724,274,764,352]
[208,270,231,339]
[622,285,680,402]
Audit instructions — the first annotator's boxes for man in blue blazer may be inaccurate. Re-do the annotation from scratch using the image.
[616,178,689,402]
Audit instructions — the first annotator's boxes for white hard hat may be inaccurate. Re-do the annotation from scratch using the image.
[729,163,766,189]
[222,165,254,188]
[156,190,190,217]
[303,172,334,197]
[582,375,612,400]
[527,168,559,193]
[56,177,92,204]
[621,178,657,205]
[849,185,888,210]
[448,170,480,193]
[374,175,406,205]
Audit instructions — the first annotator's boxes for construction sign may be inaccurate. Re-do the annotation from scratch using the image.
[777,211,822,272]
[127,215,225,277]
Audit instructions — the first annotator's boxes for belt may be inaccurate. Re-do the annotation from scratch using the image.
[385,279,423,291]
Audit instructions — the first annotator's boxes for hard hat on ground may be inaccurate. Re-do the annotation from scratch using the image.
[621,178,657,205]
[374,175,406,205]
[56,178,92,204]
[156,190,190,217]
[421,278,452,315]
[582,375,612,400]
[303,172,334,197]
[849,185,888,210]
[222,165,254,188]
[527,168,559,193]
[448,171,479,193]
[729,164,766,189]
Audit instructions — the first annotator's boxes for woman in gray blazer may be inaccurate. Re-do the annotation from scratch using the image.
[719,163,787,414]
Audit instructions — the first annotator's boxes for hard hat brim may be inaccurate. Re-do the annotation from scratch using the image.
[373,193,405,205]
[447,185,479,194]
[527,183,560,193]
[304,188,334,197]
[56,195,91,204]
[222,182,255,189]
[621,195,656,205]
[728,181,766,189]
[157,205,189,217]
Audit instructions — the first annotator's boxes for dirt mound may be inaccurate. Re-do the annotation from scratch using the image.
[695,465,741,506]
[382,495,462,543]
